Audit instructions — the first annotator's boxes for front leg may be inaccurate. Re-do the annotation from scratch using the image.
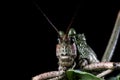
[48,75,67,80]
[83,62,120,71]
[32,70,65,80]
[82,62,120,77]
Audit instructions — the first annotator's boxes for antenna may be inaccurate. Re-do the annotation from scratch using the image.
[34,2,60,35]
[65,4,80,39]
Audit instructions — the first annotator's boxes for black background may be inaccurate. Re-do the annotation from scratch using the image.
[30,0,120,79]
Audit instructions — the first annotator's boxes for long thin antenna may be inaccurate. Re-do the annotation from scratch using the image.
[65,5,80,35]
[34,2,59,34]
[66,14,76,34]
[102,11,120,62]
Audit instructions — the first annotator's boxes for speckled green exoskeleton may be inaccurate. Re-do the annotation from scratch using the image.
[32,3,120,80]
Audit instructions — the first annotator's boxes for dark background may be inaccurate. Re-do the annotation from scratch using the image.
[30,0,120,79]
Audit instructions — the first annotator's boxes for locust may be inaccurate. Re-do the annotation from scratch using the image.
[32,2,120,80]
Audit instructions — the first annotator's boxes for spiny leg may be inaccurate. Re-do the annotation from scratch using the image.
[32,70,65,80]
[83,62,120,77]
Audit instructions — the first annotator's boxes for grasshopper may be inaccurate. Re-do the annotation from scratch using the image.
[32,3,120,80]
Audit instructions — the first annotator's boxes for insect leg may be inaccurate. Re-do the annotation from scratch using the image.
[32,70,65,80]
[82,62,120,78]
[99,11,120,77]
[83,62,120,71]
[102,11,120,62]
[96,69,113,78]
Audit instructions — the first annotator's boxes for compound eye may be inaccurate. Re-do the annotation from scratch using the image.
[59,31,64,38]
[68,28,76,36]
